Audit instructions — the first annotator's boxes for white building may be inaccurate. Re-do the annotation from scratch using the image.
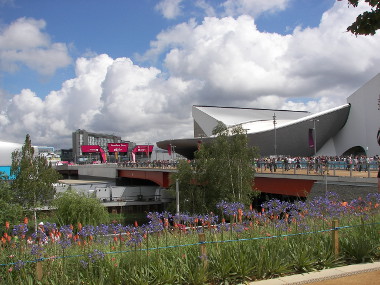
[157,73,380,158]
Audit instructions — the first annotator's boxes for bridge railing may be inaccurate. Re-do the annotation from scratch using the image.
[254,161,380,178]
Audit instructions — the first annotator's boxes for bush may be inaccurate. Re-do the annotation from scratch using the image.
[52,190,109,227]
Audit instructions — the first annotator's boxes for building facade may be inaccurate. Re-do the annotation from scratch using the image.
[72,129,124,162]
[157,73,380,159]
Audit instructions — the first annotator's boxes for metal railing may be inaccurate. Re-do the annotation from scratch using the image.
[254,161,380,178]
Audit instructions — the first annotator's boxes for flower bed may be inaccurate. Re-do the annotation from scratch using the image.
[1,192,380,284]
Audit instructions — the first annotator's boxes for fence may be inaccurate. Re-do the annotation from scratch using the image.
[254,160,380,178]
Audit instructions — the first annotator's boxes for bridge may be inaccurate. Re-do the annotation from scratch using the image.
[55,163,378,199]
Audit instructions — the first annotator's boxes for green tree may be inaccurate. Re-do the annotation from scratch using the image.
[11,134,62,209]
[170,160,205,213]
[347,0,380,35]
[52,189,109,226]
[0,173,23,229]
[172,122,259,213]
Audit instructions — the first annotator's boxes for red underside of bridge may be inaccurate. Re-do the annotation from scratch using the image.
[253,177,314,197]
[117,169,314,197]
[118,169,171,188]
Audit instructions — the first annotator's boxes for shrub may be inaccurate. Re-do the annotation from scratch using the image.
[52,190,109,227]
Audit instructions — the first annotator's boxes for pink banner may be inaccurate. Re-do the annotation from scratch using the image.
[308,129,314,148]
[81,145,107,163]
[132,145,154,154]
[81,145,100,153]
[108,143,129,153]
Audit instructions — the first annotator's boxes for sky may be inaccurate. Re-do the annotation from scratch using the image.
[0,0,379,149]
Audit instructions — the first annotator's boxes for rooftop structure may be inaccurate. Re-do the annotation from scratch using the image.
[157,73,380,159]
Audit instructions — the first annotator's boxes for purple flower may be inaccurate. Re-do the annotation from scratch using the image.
[30,244,45,257]
[88,249,105,262]
[14,260,26,271]
[12,224,28,237]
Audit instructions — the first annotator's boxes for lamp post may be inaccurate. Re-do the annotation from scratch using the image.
[311,119,319,156]
[273,113,277,157]
[176,179,179,214]
[146,142,150,161]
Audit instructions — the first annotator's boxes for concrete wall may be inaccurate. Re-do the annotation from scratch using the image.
[77,164,118,178]
[330,73,380,157]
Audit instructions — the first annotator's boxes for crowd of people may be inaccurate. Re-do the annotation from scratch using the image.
[117,160,179,169]
[254,155,380,173]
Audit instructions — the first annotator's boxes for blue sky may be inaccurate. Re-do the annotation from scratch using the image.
[0,0,379,148]
[1,0,335,96]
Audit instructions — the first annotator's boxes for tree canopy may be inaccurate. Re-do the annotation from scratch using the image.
[347,0,380,35]
[0,173,23,228]
[10,134,62,209]
[53,189,109,226]
[171,122,259,213]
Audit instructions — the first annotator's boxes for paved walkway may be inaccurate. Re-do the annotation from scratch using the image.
[249,261,380,284]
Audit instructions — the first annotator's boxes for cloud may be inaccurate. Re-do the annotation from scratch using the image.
[222,0,289,17]
[155,0,184,19]
[0,17,71,75]
[1,2,380,148]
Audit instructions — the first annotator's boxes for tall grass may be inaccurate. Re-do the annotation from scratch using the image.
[0,192,379,284]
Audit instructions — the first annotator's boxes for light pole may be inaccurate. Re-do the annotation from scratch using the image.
[176,179,179,214]
[311,119,319,156]
[273,113,277,157]
[146,142,150,161]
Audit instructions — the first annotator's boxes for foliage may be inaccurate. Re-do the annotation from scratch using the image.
[52,189,109,226]
[10,134,62,209]
[347,0,380,35]
[0,175,23,229]
[171,122,259,213]
[170,159,205,213]
[0,192,379,284]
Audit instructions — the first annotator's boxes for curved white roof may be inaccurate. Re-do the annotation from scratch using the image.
[193,105,309,137]
[242,104,350,135]
[0,141,22,166]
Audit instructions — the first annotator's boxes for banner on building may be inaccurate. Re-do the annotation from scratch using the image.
[132,145,154,154]
[81,145,100,153]
[80,145,107,163]
[108,143,129,153]
[308,129,314,148]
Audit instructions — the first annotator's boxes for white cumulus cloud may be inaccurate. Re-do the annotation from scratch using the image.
[222,0,289,17]
[0,17,71,75]
[155,0,184,19]
[1,2,379,149]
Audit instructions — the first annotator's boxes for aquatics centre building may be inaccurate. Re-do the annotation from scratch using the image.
[157,73,380,159]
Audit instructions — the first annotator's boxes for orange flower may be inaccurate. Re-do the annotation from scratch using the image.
[5,221,10,229]
[23,217,29,225]
[77,223,82,231]
[134,221,138,227]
